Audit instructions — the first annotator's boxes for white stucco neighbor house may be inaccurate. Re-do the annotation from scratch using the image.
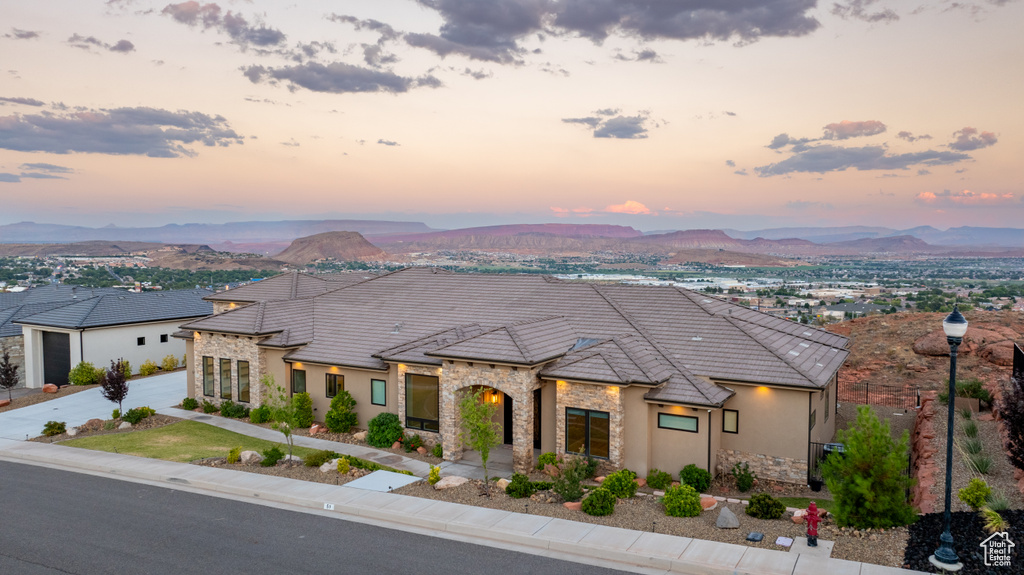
[15,289,211,387]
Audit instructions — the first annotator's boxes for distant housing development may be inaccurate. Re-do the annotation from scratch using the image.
[178,269,849,482]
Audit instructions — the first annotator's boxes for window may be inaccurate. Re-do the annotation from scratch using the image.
[137,337,146,346]
[809,409,817,431]
[237,361,249,403]
[160,334,169,343]
[405,374,439,432]
[566,408,610,459]
[326,373,343,398]
[202,356,214,397]
[723,409,738,434]
[292,369,306,394]
[658,413,698,433]
[371,379,386,406]
[824,387,830,422]
[220,359,232,400]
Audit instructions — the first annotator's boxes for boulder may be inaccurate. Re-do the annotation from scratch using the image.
[0,399,10,408]
[563,501,583,511]
[979,340,1015,366]
[594,476,605,483]
[283,454,302,462]
[700,497,718,511]
[42,384,58,394]
[83,418,104,431]
[352,431,367,441]
[240,450,263,464]
[434,476,469,490]
[636,478,647,488]
[67,427,78,437]
[320,459,339,473]
[118,422,132,429]
[792,514,805,524]
[391,441,402,450]
[913,328,1008,356]
[496,478,510,491]
[716,506,740,529]
[417,446,427,455]
[310,423,326,435]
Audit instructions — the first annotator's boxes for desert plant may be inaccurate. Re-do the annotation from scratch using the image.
[459,388,502,487]
[958,407,973,420]
[338,455,414,475]
[366,412,404,448]
[980,507,1008,534]
[337,458,351,474]
[964,437,983,455]
[292,392,314,428]
[181,397,198,410]
[820,405,916,528]
[112,408,121,419]
[602,469,638,499]
[324,390,358,433]
[505,473,536,498]
[68,361,101,386]
[100,359,130,415]
[260,445,285,467]
[939,377,992,405]
[681,463,712,493]
[42,420,66,436]
[432,443,443,458]
[220,400,249,419]
[161,354,179,371]
[731,462,756,493]
[138,360,159,377]
[303,449,341,468]
[958,478,991,510]
[0,350,17,401]
[262,374,299,460]
[201,399,218,414]
[967,453,992,474]
[103,420,116,430]
[537,452,558,469]
[746,493,787,520]
[552,457,588,503]
[986,489,1010,511]
[403,432,424,453]
[249,405,272,424]
[662,484,702,518]
[963,420,979,439]
[227,446,242,464]
[582,487,617,516]
[646,469,673,490]
[122,406,155,425]
[428,465,441,485]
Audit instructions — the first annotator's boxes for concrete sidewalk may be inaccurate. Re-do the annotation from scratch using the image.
[0,440,924,575]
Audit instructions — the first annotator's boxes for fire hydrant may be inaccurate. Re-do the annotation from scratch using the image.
[806,501,820,547]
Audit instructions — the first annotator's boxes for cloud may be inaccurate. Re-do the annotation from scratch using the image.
[734,169,748,176]
[823,120,886,140]
[915,189,1014,206]
[242,62,440,94]
[110,39,136,53]
[67,34,135,53]
[725,160,736,167]
[377,139,400,146]
[724,111,737,117]
[460,67,492,80]
[755,144,970,176]
[550,206,597,217]
[949,126,997,151]
[594,108,619,116]
[604,200,651,215]
[595,115,649,139]
[0,173,21,183]
[19,162,72,173]
[786,200,833,210]
[896,130,931,142]
[561,116,601,128]
[831,0,899,23]
[161,2,285,48]
[19,172,68,180]
[766,133,811,149]
[4,28,40,40]
[614,48,663,63]
[0,97,45,107]
[0,106,242,157]
[404,0,550,64]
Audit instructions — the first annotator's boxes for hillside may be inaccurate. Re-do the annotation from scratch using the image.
[663,249,800,267]
[275,231,386,265]
[0,241,164,256]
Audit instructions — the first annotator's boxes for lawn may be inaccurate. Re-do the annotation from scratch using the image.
[61,420,317,463]
[776,496,834,513]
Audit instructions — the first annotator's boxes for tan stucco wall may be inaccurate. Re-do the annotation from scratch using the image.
[622,386,649,474]
[648,404,711,479]
[810,376,837,444]
[185,340,195,398]
[285,362,391,427]
[540,380,556,453]
[717,382,810,461]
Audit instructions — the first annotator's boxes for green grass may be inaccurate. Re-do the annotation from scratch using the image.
[776,497,834,513]
[60,420,317,463]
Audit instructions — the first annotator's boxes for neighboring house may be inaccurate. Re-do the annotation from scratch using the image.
[177,268,849,482]
[16,289,212,387]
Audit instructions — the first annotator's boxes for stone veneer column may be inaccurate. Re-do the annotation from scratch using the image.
[190,332,262,406]
[555,380,625,469]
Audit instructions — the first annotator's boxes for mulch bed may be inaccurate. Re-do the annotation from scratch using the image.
[904,510,1022,573]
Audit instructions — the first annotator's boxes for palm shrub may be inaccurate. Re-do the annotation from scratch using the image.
[662,484,702,517]
[964,437,983,455]
[968,453,992,474]
[581,488,616,516]
[820,405,916,528]
[602,469,638,499]
[367,412,404,448]
[681,463,712,493]
[292,392,314,428]
[324,390,357,433]
[746,493,786,519]
[646,468,673,490]
[962,420,979,439]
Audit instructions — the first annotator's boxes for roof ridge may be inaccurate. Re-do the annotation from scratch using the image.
[724,316,815,384]
[73,295,107,328]
[254,301,267,333]
[502,325,533,363]
[289,270,299,300]
[728,314,846,348]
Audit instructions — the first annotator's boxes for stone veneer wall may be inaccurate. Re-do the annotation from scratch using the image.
[555,380,625,469]
[1,335,26,388]
[716,448,808,484]
[191,332,266,406]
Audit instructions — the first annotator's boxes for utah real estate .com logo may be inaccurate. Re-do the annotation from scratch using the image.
[980,531,1014,568]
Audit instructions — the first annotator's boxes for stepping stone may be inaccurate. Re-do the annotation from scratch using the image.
[775,536,793,547]
[747,532,764,542]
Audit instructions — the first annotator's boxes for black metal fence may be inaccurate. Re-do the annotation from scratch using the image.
[808,440,913,501]
[838,380,920,410]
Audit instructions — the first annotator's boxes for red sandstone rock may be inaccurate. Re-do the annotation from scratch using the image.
[594,475,605,483]
[0,399,9,408]
[310,423,325,435]
[563,501,582,511]
[979,341,1015,366]
[700,497,717,510]
[792,515,804,524]
[391,441,402,449]
[636,478,647,488]
[417,446,427,455]
[42,384,58,394]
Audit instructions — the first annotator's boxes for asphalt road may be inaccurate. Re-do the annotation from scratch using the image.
[0,461,635,575]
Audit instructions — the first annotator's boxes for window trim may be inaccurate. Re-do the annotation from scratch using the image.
[722,409,739,434]
[565,407,611,460]
[237,360,250,403]
[371,378,386,406]
[291,369,306,395]
[325,373,343,399]
[202,356,214,397]
[220,358,232,400]
[658,412,699,433]
[405,373,439,432]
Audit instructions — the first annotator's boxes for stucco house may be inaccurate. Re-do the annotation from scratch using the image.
[177,268,848,482]
[16,289,212,387]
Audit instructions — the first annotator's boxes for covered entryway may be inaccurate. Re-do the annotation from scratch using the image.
[42,331,71,387]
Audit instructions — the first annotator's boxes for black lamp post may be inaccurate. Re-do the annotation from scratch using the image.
[929,305,967,572]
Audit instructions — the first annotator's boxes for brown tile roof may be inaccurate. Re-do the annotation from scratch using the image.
[427,316,578,365]
[204,270,375,303]
[375,324,487,366]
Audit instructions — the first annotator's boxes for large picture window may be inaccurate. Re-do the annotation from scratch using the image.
[566,408,610,459]
[220,359,232,400]
[405,374,439,432]
[292,368,306,394]
[326,373,343,398]
[237,361,249,403]
[723,409,738,434]
[202,356,214,397]
[658,413,698,433]
[371,379,386,406]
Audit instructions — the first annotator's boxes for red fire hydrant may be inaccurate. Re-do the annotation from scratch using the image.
[806,501,820,547]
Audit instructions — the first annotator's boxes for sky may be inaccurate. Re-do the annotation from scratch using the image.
[0,0,1021,232]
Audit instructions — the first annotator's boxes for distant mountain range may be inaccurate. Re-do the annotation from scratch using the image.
[723,225,1024,247]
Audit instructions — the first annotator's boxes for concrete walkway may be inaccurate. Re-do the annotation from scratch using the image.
[0,440,925,575]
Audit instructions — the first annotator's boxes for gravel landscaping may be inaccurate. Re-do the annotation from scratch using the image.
[30,413,180,442]
[0,384,98,414]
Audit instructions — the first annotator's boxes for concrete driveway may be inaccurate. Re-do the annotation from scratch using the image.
[0,371,186,441]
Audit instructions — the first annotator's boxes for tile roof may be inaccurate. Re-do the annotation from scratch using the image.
[16,289,213,329]
[204,270,376,303]
[1,284,144,338]
[182,268,849,407]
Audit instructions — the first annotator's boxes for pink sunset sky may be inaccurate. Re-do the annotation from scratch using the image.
[0,0,1021,231]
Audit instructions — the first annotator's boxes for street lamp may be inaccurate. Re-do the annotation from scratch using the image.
[930,305,968,572]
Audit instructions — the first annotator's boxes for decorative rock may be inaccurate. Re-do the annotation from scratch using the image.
[417,446,427,455]
[747,532,764,542]
[42,384,58,394]
[726,498,741,504]
[563,501,582,511]
[544,464,560,477]
[700,497,718,511]
[83,418,104,431]
[240,450,263,464]
[391,441,402,450]
[352,431,367,441]
[496,478,510,491]
[636,478,647,488]
[283,454,302,462]
[775,536,793,547]
[67,427,78,437]
[716,506,740,529]
[320,459,339,473]
[310,423,325,435]
[433,476,469,490]
[118,422,132,429]
[792,514,805,524]
[653,490,665,497]
[0,399,10,407]
[594,475,605,483]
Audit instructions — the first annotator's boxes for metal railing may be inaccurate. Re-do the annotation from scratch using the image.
[838,380,920,410]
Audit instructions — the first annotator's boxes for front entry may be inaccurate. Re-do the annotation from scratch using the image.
[503,392,514,444]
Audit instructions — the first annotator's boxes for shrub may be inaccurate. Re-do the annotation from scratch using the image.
[43,421,66,436]
[582,487,617,516]
[249,405,272,424]
[964,437,983,455]
[367,412,404,448]
[968,453,993,474]
[122,406,155,425]
[963,420,979,438]
[820,405,916,529]
[337,458,351,474]
[552,458,588,503]
[662,484,702,517]
[260,446,285,467]
[429,465,441,485]
[980,507,1008,534]
[506,473,536,498]
[324,390,358,433]
[112,409,121,419]
[646,468,673,490]
[986,489,1010,511]
[939,378,992,405]
[68,361,101,386]
[138,360,159,377]
[681,464,713,493]
[746,493,786,520]
[731,462,756,493]
[582,455,599,479]
[602,469,638,499]
[120,360,132,378]
[403,432,424,453]
[304,449,341,468]
[100,359,130,415]
[338,455,414,476]
[103,420,116,430]
[201,399,218,414]
[531,481,553,491]
[432,443,443,458]
[227,446,242,464]
[292,392,314,428]
[161,354,179,371]
[220,400,249,419]
[181,397,198,410]
[537,452,558,469]
[958,478,991,510]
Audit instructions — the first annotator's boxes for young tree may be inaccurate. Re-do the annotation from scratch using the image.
[0,350,18,402]
[821,405,916,528]
[458,388,502,491]
[1001,374,1024,472]
[100,358,130,415]
[261,374,297,461]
